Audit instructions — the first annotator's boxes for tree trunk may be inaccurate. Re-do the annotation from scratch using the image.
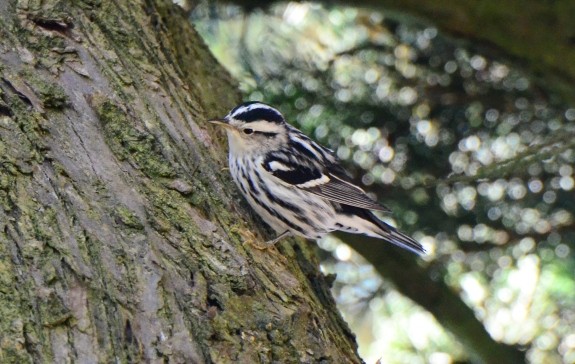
[0,0,361,362]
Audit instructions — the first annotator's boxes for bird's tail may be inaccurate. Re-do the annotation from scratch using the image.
[338,208,425,254]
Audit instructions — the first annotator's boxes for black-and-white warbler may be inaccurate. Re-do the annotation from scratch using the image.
[210,102,424,254]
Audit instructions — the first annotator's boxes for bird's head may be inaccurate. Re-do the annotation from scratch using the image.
[209,102,289,155]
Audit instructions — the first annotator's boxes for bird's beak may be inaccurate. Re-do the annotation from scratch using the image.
[208,118,231,128]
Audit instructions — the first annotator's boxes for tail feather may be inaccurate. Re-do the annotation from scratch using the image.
[337,207,425,254]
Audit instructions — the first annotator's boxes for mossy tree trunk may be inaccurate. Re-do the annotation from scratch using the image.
[0,0,361,362]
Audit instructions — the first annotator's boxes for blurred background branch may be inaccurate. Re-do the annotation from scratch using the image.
[225,0,575,104]
[340,232,526,364]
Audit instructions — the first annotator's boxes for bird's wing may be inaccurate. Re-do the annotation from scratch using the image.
[263,157,390,212]
[305,173,391,212]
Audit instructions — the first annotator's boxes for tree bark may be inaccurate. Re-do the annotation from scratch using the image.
[0,0,361,362]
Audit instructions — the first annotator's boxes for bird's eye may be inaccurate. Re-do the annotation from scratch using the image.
[243,128,254,135]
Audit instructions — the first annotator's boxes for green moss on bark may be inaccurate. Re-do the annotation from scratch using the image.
[91,95,177,178]
[22,73,68,109]
[114,205,144,230]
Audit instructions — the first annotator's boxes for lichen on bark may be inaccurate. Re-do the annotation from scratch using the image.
[0,0,362,362]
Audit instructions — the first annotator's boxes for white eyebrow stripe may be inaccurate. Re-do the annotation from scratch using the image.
[246,120,278,129]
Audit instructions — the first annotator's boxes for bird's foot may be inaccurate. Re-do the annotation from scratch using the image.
[264,230,292,246]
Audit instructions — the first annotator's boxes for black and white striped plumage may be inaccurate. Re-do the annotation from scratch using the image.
[210,102,424,254]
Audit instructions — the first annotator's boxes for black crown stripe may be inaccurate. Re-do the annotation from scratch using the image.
[233,107,284,124]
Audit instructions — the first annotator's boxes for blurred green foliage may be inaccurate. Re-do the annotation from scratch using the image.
[192,3,575,363]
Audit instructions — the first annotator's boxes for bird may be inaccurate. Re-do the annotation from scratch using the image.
[209,101,424,254]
